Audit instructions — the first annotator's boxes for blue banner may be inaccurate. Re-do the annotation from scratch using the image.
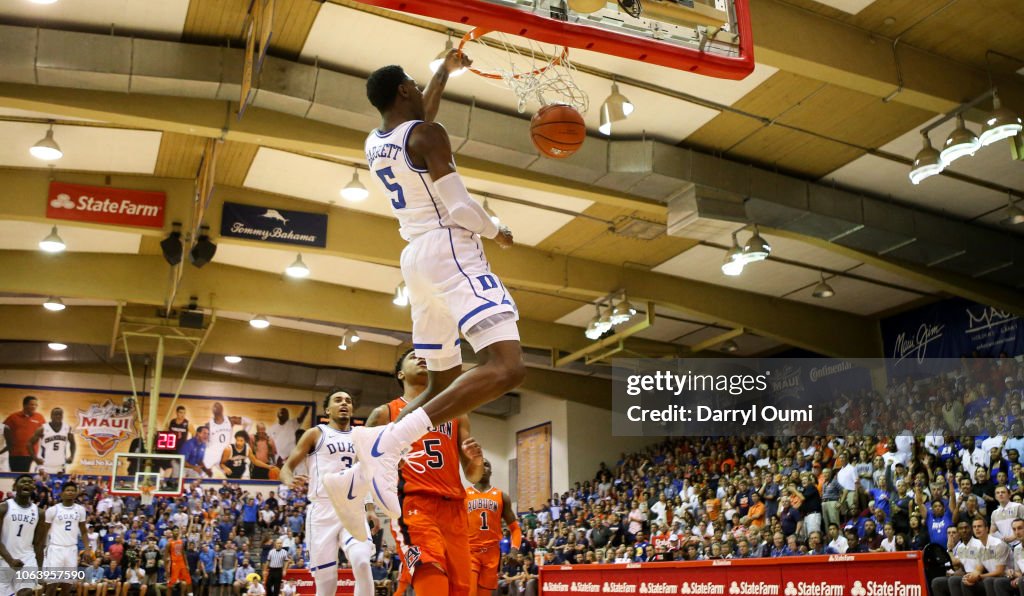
[881,298,1023,377]
[220,202,328,248]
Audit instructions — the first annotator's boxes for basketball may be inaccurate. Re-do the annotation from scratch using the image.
[269,466,280,480]
[530,103,586,159]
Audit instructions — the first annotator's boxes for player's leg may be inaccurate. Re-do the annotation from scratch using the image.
[411,565,449,595]
[339,528,374,596]
[392,565,410,596]
[391,495,451,596]
[305,502,340,596]
[440,500,472,596]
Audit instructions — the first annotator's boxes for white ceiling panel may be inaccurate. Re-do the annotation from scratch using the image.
[845,263,939,294]
[809,0,876,14]
[759,233,862,271]
[653,245,822,297]
[555,303,598,328]
[785,274,922,316]
[0,122,160,173]
[460,175,593,214]
[214,242,403,295]
[300,3,767,144]
[0,0,189,38]
[215,310,404,346]
[0,220,141,253]
[486,197,575,246]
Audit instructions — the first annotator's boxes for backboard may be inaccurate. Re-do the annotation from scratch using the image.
[351,0,754,80]
[109,452,185,497]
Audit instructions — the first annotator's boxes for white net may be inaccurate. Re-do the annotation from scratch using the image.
[460,29,589,115]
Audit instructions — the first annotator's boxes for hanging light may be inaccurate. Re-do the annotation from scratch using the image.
[249,315,270,329]
[30,124,63,161]
[47,342,68,351]
[980,92,1023,147]
[741,225,771,263]
[349,330,361,344]
[338,334,349,351]
[721,232,745,276]
[720,340,738,353]
[598,81,634,136]
[224,355,242,364]
[483,199,501,227]
[811,272,835,299]
[285,253,310,278]
[908,133,944,185]
[940,114,980,165]
[341,170,369,201]
[599,303,614,329]
[584,304,610,340]
[43,297,66,311]
[429,35,467,77]
[610,293,637,325]
[393,282,409,306]
[30,0,60,4]
[39,226,66,253]
[1002,194,1024,226]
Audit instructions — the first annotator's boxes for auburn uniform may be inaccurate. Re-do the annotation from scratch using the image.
[465,486,504,591]
[386,397,470,595]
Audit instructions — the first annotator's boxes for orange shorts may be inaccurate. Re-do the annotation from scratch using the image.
[392,493,470,596]
[469,546,500,590]
[169,560,191,585]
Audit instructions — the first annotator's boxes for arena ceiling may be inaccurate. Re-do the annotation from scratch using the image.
[0,0,1021,393]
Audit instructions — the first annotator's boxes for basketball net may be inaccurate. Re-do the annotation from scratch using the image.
[459,28,589,115]
[139,484,154,506]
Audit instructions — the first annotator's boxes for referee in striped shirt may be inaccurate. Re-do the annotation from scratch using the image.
[263,539,291,596]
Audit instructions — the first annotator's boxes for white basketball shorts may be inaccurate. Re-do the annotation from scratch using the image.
[0,556,38,593]
[401,227,519,365]
[43,544,77,572]
[305,500,371,573]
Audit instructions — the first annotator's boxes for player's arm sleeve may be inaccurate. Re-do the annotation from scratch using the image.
[433,172,500,239]
[509,521,523,550]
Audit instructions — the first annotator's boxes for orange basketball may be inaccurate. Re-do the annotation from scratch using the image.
[530,104,586,159]
[269,466,280,480]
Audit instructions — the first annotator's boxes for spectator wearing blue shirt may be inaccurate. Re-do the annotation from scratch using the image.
[83,559,106,590]
[869,478,891,519]
[242,497,259,538]
[926,491,958,546]
[198,543,217,596]
[182,426,211,478]
[807,531,837,555]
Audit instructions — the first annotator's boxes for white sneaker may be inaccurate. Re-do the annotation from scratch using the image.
[322,461,370,542]
[347,425,403,518]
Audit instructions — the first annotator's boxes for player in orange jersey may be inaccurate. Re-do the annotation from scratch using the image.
[465,459,520,596]
[364,348,483,596]
[164,528,192,596]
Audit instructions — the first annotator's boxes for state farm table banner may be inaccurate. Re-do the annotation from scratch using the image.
[220,201,328,248]
[539,552,925,596]
[285,569,354,595]
[47,181,166,228]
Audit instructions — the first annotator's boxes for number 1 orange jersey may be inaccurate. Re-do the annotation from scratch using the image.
[387,397,464,500]
[465,485,504,549]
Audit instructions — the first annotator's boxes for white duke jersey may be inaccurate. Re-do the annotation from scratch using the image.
[45,503,86,546]
[305,425,356,502]
[204,417,250,470]
[1,500,39,563]
[38,422,71,469]
[365,120,456,242]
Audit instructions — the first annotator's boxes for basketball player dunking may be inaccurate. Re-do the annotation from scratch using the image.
[360,349,483,596]
[0,475,41,596]
[31,407,74,474]
[332,50,526,527]
[280,390,374,596]
[465,459,520,596]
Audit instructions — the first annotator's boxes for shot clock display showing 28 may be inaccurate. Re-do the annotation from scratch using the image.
[154,431,178,452]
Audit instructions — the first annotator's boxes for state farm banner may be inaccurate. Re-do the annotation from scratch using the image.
[47,181,166,228]
[539,552,925,595]
[220,201,328,248]
[285,568,354,595]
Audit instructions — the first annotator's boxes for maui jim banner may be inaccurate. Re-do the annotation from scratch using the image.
[538,552,925,596]
[881,297,1022,376]
[47,182,166,228]
[220,201,328,247]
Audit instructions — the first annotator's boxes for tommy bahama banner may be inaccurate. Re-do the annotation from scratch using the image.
[0,385,313,478]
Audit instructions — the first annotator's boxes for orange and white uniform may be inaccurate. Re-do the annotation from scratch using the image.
[387,398,470,595]
[465,486,504,591]
[168,538,191,584]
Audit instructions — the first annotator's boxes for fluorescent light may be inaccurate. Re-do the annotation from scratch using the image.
[980,93,1023,147]
[224,355,242,364]
[39,226,66,253]
[811,273,835,299]
[721,233,745,276]
[610,295,637,325]
[393,282,409,306]
[1002,195,1024,226]
[285,253,310,278]
[349,331,361,344]
[30,0,60,4]
[599,82,633,136]
[338,337,349,351]
[47,342,67,351]
[720,340,738,353]
[249,315,270,329]
[741,226,771,263]
[341,170,369,202]
[30,126,63,161]
[939,114,980,165]
[909,134,944,185]
[584,304,610,340]
[43,297,66,311]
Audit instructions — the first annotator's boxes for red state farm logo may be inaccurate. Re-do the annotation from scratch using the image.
[46,181,166,229]
[77,400,136,455]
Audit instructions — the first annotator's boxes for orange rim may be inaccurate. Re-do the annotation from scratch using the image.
[458,27,570,80]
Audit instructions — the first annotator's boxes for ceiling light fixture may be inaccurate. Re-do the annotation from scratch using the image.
[43,296,66,311]
[908,133,944,185]
[160,222,184,266]
[720,339,738,353]
[224,355,242,364]
[338,334,349,351]
[189,224,217,268]
[599,81,634,136]
[428,34,467,76]
[47,342,67,351]
[249,315,270,329]
[393,282,409,307]
[742,225,771,263]
[721,231,745,276]
[980,91,1023,147]
[30,123,63,161]
[285,253,310,278]
[349,330,361,344]
[30,0,60,4]
[610,293,637,325]
[940,114,980,165]
[341,170,369,201]
[584,304,611,340]
[811,272,835,299]
[1002,194,1024,226]
[39,226,66,253]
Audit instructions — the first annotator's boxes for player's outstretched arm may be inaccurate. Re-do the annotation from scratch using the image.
[364,405,390,428]
[501,491,522,555]
[422,49,472,122]
[457,416,484,484]
[279,428,319,488]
